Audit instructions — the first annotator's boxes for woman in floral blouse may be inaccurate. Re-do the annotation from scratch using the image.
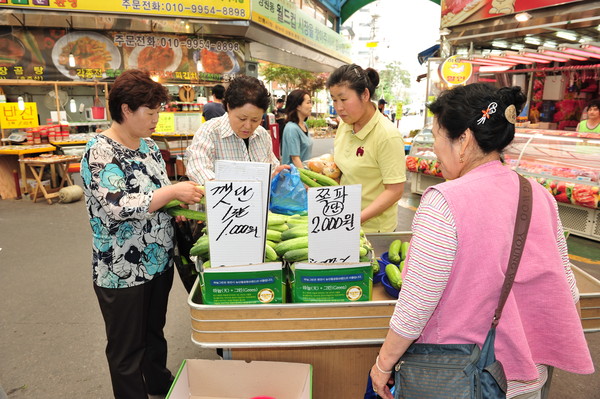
[81,69,203,399]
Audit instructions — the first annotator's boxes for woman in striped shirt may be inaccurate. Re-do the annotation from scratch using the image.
[370,83,594,399]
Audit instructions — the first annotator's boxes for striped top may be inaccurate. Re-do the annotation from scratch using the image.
[390,189,578,398]
[185,113,279,184]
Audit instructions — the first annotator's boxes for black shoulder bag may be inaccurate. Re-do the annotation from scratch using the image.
[393,174,533,399]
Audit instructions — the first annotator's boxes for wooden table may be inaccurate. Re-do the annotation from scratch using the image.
[0,144,56,199]
[19,155,81,204]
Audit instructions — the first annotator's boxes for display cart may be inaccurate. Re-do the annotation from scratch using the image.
[0,144,56,199]
[187,232,409,399]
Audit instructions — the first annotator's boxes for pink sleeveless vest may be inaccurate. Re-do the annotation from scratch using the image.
[414,161,594,380]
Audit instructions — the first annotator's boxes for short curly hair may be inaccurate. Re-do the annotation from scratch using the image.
[223,75,271,112]
[108,69,168,124]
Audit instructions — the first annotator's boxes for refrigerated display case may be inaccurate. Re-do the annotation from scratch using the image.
[406,127,445,194]
[406,127,600,241]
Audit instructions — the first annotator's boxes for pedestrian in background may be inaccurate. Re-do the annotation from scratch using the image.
[326,64,406,233]
[370,83,594,399]
[378,98,390,119]
[281,89,313,169]
[81,69,204,399]
[186,75,285,184]
[202,84,226,121]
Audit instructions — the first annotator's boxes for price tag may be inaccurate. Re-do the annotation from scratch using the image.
[307,184,361,263]
[155,112,175,133]
[205,181,264,267]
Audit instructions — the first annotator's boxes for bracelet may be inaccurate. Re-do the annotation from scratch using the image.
[375,355,392,374]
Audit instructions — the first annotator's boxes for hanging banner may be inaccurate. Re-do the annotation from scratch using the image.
[0,28,244,83]
[0,0,250,20]
[441,0,583,27]
[251,0,351,62]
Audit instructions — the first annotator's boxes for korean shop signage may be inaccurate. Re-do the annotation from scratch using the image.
[0,0,250,20]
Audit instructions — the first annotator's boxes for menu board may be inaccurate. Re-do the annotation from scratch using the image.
[0,28,245,83]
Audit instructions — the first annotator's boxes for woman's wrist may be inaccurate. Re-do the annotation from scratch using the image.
[375,355,392,374]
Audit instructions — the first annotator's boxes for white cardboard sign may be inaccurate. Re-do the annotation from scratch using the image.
[205,181,264,267]
[307,184,362,263]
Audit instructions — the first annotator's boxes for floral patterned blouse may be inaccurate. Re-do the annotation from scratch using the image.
[81,135,174,289]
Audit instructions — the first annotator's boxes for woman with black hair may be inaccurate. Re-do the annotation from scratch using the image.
[370,83,593,399]
[326,64,406,233]
[281,89,313,169]
[186,75,284,184]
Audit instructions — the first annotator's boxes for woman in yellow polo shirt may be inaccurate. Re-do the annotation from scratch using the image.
[326,64,406,232]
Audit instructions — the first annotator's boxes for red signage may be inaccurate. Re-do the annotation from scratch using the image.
[441,0,583,27]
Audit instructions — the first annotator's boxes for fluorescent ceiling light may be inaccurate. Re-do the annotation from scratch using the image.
[558,44,600,59]
[515,12,532,22]
[510,44,525,50]
[492,40,509,48]
[543,40,558,47]
[579,36,593,43]
[555,31,578,41]
[524,36,541,46]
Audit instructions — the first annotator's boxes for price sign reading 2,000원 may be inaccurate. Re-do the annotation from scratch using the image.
[308,184,361,264]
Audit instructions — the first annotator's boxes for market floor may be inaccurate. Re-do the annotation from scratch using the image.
[0,177,599,399]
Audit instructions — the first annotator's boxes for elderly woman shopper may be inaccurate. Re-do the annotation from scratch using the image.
[81,69,204,399]
[326,64,406,233]
[186,75,283,184]
[370,83,594,399]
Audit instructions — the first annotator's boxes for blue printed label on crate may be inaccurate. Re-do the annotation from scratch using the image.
[301,273,364,284]
[211,277,275,286]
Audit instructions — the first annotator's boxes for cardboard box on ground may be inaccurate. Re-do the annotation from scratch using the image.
[167,359,312,399]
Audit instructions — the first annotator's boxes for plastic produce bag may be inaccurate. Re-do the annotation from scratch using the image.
[269,165,308,215]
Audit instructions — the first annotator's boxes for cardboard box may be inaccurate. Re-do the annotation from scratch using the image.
[290,262,372,303]
[572,265,600,332]
[200,262,285,305]
[167,359,312,399]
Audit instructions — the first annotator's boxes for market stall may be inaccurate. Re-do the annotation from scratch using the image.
[187,232,408,398]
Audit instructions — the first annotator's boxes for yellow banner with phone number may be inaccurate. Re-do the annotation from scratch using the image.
[0,0,250,20]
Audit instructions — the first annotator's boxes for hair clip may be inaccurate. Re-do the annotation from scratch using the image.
[504,104,517,124]
[353,67,361,78]
[477,102,498,125]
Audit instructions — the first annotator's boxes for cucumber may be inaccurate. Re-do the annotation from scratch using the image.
[359,246,368,257]
[266,240,277,248]
[286,218,309,227]
[388,239,402,265]
[385,263,402,290]
[274,236,309,256]
[266,229,282,242]
[298,168,339,186]
[202,260,211,269]
[268,223,289,232]
[371,257,380,274]
[265,245,278,261]
[267,212,288,226]
[299,171,321,187]
[359,255,371,263]
[284,247,310,262]
[166,206,207,221]
[163,199,184,210]
[400,242,410,261]
[399,260,405,272]
[281,225,309,241]
[190,235,209,256]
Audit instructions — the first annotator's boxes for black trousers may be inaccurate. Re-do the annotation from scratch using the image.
[94,266,174,399]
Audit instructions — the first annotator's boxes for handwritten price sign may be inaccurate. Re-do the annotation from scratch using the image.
[206,181,264,267]
[308,184,361,264]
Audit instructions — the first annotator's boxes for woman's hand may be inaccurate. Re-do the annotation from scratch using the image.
[369,365,394,399]
[271,164,291,179]
[173,181,205,205]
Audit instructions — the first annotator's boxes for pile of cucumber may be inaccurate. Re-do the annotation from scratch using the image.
[385,239,410,290]
[189,211,378,274]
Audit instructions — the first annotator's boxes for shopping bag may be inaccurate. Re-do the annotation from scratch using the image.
[173,218,204,293]
[269,164,308,215]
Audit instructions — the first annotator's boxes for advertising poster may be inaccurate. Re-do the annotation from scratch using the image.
[0,27,245,83]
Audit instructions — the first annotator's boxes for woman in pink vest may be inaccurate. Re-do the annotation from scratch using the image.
[370,83,594,398]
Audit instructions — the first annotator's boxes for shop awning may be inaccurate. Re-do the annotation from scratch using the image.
[340,0,440,23]
[418,44,440,65]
